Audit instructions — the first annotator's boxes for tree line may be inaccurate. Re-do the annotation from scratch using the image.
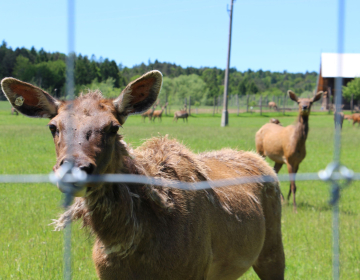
[0,41,318,105]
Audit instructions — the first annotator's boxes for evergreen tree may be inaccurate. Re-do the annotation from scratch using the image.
[238,80,247,96]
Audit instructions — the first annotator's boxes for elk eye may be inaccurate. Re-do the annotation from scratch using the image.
[109,125,120,134]
[48,124,57,136]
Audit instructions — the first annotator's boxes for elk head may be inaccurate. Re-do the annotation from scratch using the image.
[288,90,323,116]
[1,71,163,196]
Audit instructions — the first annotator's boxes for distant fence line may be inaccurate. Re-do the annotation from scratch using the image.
[162,92,360,116]
[164,93,327,116]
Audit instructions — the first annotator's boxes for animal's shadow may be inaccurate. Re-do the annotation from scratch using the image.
[283,201,357,216]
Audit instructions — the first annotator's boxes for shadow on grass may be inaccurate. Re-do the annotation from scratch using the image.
[283,201,357,216]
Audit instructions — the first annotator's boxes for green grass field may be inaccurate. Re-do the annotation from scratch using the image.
[0,101,359,279]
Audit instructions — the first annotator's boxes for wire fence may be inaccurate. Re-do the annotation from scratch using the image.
[0,0,353,279]
[168,91,357,116]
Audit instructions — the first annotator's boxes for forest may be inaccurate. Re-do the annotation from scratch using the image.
[0,41,319,105]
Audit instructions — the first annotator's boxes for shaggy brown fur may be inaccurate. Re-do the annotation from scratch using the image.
[1,71,285,280]
[256,90,322,212]
[58,136,284,280]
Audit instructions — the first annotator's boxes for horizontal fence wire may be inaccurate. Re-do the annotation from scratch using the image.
[0,169,356,189]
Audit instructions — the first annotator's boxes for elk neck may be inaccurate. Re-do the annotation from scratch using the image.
[295,114,309,141]
[82,140,145,256]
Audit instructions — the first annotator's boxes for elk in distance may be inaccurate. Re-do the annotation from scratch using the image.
[268,101,278,111]
[256,90,322,212]
[344,114,353,123]
[141,104,156,122]
[173,110,189,122]
[152,102,168,122]
[1,71,284,280]
[352,113,360,126]
[331,104,344,129]
[334,111,344,129]
[269,118,281,125]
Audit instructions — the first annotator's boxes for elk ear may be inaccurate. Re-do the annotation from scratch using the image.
[311,91,323,103]
[113,70,162,124]
[1,78,60,118]
[288,90,298,102]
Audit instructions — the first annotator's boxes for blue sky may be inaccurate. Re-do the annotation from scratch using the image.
[1,0,359,73]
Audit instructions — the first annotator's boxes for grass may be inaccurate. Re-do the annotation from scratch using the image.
[0,101,359,279]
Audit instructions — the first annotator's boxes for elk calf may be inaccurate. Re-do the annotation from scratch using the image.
[256,90,322,212]
[2,72,284,280]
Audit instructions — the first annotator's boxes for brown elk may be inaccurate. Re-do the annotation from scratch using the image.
[141,104,156,122]
[256,90,322,212]
[268,101,278,111]
[269,118,281,125]
[344,114,353,123]
[173,110,189,122]
[152,102,167,122]
[1,71,285,280]
[352,113,360,126]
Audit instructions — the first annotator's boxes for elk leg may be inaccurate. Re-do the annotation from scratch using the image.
[253,180,285,280]
[273,163,283,173]
[273,163,285,201]
[287,164,298,213]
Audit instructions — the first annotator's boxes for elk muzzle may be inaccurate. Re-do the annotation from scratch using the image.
[53,159,95,197]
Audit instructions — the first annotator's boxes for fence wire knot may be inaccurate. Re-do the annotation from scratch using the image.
[318,162,354,205]
[49,162,87,207]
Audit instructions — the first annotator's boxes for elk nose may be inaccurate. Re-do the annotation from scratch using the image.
[59,159,94,175]
[79,163,95,175]
[302,105,308,110]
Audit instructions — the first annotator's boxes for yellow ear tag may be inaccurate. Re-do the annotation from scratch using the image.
[15,96,24,106]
